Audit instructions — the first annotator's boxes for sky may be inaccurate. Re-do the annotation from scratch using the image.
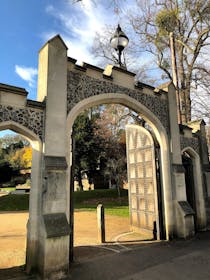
[0,0,134,101]
[0,0,208,137]
[0,0,142,137]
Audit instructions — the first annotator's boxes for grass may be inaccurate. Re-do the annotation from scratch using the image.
[73,189,128,203]
[74,196,129,217]
[0,187,16,192]
[74,189,129,217]
[74,205,129,217]
[0,194,29,211]
[0,189,129,217]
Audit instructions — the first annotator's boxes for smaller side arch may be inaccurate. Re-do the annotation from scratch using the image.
[182,146,207,230]
[0,121,41,149]
[0,120,43,272]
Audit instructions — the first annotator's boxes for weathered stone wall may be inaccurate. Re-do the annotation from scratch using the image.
[0,103,44,140]
[180,135,200,154]
[67,70,170,132]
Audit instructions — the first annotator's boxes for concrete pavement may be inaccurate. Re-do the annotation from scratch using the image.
[69,231,210,280]
[1,231,209,279]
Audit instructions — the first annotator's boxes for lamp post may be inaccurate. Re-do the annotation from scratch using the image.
[110,24,129,67]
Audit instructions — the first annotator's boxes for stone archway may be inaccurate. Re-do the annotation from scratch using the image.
[1,35,209,279]
[0,121,43,272]
[182,147,206,230]
[66,93,173,255]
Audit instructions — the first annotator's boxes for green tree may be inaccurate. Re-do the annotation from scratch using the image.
[73,110,104,190]
[8,146,32,171]
[0,134,31,177]
[73,104,149,191]
[95,104,139,189]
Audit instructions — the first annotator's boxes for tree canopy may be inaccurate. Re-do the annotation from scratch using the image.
[0,134,32,183]
[89,0,210,124]
[73,105,139,190]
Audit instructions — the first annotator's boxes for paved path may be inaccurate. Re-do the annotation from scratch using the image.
[0,210,210,280]
[70,231,210,280]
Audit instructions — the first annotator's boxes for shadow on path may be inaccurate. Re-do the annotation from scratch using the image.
[70,232,210,280]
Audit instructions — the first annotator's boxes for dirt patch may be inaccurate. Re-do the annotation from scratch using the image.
[74,211,130,246]
[0,211,148,273]
[0,211,131,269]
[0,212,28,268]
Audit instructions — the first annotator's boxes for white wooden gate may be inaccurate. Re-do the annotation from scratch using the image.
[126,124,160,239]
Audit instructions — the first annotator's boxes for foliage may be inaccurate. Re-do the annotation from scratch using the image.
[73,188,128,203]
[0,194,29,211]
[129,0,210,123]
[0,134,29,150]
[8,146,32,171]
[95,104,144,190]
[73,104,144,190]
[0,189,129,216]
[73,110,105,189]
[0,134,32,183]
[0,162,13,183]
[155,8,179,34]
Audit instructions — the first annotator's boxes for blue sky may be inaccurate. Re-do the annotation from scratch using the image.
[0,0,133,101]
[1,0,140,137]
[0,0,208,138]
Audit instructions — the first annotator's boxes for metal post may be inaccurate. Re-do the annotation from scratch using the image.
[118,49,122,67]
[97,204,105,243]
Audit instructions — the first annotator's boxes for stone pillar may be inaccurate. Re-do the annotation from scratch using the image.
[188,120,210,228]
[188,120,209,165]
[198,122,210,228]
[167,83,195,238]
[37,35,70,279]
[26,143,43,274]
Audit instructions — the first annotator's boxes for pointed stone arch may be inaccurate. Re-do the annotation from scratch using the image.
[66,93,173,242]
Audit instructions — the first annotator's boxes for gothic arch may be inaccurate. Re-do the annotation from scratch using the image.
[66,93,173,240]
[182,146,206,230]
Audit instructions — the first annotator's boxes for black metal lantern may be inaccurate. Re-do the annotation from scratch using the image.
[110,24,129,67]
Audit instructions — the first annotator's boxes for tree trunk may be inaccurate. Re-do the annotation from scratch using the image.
[78,170,84,191]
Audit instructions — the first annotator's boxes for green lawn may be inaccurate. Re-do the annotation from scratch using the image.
[75,199,129,217]
[0,194,29,211]
[0,189,129,217]
[0,187,16,192]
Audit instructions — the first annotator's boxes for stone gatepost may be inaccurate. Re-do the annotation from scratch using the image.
[167,83,195,238]
[188,120,210,228]
[37,35,70,279]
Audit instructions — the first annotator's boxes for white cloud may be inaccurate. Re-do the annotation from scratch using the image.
[42,1,149,71]
[44,2,114,64]
[43,1,150,71]
[15,65,38,88]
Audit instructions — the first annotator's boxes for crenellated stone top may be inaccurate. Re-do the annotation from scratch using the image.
[67,58,170,132]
